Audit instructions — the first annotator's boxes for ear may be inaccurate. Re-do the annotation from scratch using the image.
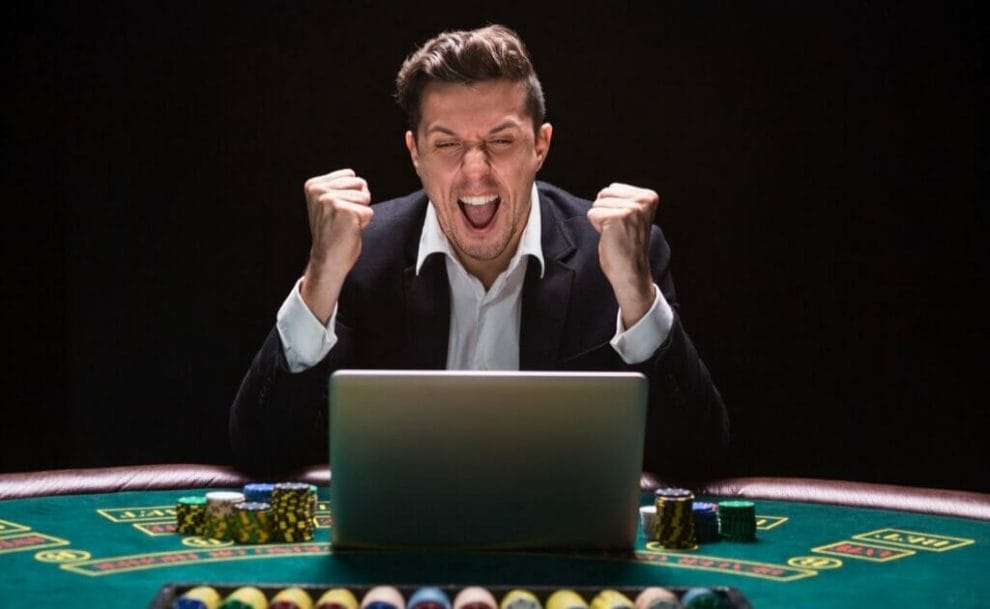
[405,131,421,175]
[534,123,553,170]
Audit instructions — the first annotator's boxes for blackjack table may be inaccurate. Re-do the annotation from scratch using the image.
[2,465,988,608]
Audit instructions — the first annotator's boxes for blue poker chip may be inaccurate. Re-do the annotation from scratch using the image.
[408,586,452,609]
[693,502,720,543]
[242,482,274,503]
[680,588,726,609]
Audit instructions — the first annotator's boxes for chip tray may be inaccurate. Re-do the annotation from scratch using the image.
[149,583,753,609]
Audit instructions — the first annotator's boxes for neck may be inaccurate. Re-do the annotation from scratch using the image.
[461,246,516,291]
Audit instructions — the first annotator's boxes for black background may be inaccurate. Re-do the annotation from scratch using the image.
[3,2,986,491]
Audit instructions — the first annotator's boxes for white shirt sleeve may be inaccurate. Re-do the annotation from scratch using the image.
[610,284,674,365]
[275,278,339,372]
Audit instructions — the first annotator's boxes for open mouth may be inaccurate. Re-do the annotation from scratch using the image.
[458,194,501,230]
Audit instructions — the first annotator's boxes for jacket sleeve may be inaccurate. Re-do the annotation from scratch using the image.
[632,226,730,482]
[228,317,355,476]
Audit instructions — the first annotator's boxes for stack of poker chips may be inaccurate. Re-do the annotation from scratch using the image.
[692,501,720,543]
[717,499,757,541]
[243,482,275,503]
[202,491,245,541]
[175,496,207,535]
[233,501,274,544]
[271,482,317,542]
[653,488,696,549]
[638,505,658,541]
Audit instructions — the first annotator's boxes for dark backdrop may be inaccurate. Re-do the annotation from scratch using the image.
[3,2,986,491]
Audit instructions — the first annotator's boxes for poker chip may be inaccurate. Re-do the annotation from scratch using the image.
[203,491,245,541]
[590,589,633,609]
[500,589,542,609]
[175,496,207,535]
[271,482,317,543]
[679,588,726,609]
[360,586,406,609]
[408,587,451,609]
[220,586,268,609]
[233,501,273,544]
[638,505,658,541]
[633,588,682,609]
[692,502,720,544]
[317,589,359,609]
[453,587,499,609]
[174,586,221,609]
[545,590,588,609]
[271,586,314,609]
[654,488,697,550]
[717,500,757,542]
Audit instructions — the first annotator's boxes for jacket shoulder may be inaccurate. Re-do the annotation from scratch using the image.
[364,190,429,238]
[536,181,593,218]
[348,190,428,278]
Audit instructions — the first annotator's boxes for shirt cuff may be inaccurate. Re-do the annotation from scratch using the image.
[276,278,338,372]
[610,284,674,365]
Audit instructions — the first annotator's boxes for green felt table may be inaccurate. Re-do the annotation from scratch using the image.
[1,486,987,607]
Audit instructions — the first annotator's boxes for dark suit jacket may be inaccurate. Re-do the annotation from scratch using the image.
[230,182,728,479]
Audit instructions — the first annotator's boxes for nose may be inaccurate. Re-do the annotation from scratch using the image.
[461,144,491,180]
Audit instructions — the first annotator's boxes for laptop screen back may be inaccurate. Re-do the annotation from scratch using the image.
[328,370,648,550]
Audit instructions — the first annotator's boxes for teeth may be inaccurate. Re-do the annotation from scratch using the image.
[459,194,498,206]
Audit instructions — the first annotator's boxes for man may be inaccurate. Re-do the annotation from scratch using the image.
[230,25,728,479]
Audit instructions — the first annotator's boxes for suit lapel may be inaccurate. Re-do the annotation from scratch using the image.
[520,192,577,370]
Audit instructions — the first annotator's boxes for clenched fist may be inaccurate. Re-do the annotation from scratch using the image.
[300,169,374,324]
[587,182,659,328]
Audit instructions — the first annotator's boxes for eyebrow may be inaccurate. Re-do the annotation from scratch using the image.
[425,120,523,138]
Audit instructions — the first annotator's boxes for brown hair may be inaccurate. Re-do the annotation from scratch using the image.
[395,24,546,137]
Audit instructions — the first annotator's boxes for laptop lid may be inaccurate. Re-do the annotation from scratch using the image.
[328,370,648,550]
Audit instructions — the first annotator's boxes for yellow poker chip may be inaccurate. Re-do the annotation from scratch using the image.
[316,588,359,609]
[500,589,541,609]
[590,590,633,609]
[546,590,588,609]
[177,586,222,609]
[221,586,269,609]
[271,586,313,609]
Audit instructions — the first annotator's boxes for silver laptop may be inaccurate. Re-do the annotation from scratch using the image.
[328,369,648,550]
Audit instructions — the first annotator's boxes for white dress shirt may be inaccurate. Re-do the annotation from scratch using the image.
[276,183,674,372]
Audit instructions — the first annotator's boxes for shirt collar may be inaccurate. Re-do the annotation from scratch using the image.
[416,182,545,278]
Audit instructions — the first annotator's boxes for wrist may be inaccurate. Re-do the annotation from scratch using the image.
[612,276,655,329]
[300,259,347,325]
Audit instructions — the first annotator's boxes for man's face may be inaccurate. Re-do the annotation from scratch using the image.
[406,79,552,281]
